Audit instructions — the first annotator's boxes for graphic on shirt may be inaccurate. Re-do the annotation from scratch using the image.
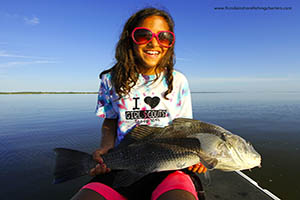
[133,97,140,110]
[125,96,167,123]
[144,96,160,109]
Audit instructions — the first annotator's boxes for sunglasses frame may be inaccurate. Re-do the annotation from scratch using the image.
[131,27,175,48]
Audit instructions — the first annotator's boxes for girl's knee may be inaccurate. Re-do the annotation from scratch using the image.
[70,188,106,200]
[152,171,198,200]
[71,182,126,200]
[155,189,196,200]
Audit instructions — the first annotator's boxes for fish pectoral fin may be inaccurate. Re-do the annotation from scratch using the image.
[203,170,212,186]
[112,170,147,188]
[198,154,218,170]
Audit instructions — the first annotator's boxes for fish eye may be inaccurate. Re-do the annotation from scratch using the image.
[220,133,227,141]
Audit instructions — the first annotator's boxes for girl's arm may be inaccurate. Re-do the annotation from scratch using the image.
[89,118,117,175]
[99,118,118,151]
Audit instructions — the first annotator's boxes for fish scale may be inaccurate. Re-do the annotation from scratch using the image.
[102,139,201,172]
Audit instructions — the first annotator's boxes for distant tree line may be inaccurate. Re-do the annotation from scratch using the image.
[0,92,98,94]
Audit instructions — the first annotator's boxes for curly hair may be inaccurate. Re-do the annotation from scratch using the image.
[100,7,175,99]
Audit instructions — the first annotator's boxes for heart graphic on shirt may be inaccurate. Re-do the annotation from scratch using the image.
[144,96,160,109]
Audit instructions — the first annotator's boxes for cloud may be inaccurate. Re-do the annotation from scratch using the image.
[176,57,192,62]
[0,50,48,59]
[2,12,19,18]
[0,50,58,70]
[24,16,40,25]
[1,12,40,25]
[0,60,58,69]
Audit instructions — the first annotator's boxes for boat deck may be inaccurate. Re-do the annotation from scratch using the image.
[198,171,280,200]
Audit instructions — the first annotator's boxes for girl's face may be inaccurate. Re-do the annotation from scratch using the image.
[134,16,170,75]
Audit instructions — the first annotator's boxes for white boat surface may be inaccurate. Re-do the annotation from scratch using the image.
[198,170,281,200]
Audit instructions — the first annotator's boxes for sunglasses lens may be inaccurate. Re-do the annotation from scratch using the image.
[133,28,175,47]
[158,32,174,47]
[133,29,152,44]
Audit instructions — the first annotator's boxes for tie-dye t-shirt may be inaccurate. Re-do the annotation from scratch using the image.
[96,70,193,145]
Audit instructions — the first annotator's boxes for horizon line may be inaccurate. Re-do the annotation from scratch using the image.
[1,91,300,95]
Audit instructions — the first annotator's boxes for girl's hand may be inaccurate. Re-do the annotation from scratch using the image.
[187,162,207,174]
[89,148,111,176]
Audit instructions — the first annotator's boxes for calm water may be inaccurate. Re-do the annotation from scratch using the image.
[0,93,299,200]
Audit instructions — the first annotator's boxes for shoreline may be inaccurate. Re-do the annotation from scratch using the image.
[0,92,98,95]
[0,91,236,95]
[0,91,299,95]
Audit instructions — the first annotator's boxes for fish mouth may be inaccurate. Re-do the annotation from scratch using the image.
[258,164,262,168]
[231,144,261,169]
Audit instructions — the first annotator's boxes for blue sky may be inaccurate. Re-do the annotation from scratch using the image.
[0,0,299,92]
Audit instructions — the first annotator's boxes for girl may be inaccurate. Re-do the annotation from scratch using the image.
[71,7,206,200]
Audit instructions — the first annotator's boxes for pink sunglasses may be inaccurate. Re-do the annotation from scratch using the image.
[131,27,175,48]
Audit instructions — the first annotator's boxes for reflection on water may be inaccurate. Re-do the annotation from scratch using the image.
[0,93,299,199]
[0,95,102,199]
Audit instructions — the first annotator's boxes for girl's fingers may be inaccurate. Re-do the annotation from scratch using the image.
[93,152,104,163]
[89,168,95,176]
[197,165,204,173]
[192,165,199,173]
[188,163,207,174]
[89,163,111,176]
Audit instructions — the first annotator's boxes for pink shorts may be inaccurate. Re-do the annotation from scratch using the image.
[81,182,127,200]
[81,171,198,200]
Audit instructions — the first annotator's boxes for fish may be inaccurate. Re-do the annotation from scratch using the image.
[53,118,261,187]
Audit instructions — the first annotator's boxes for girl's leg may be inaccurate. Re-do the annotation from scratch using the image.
[152,171,198,200]
[70,182,127,200]
[71,188,106,200]
[156,190,196,200]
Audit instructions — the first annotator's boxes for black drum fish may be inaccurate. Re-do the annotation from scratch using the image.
[53,118,261,187]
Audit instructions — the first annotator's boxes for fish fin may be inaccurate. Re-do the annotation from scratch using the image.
[172,118,202,130]
[129,125,163,140]
[203,170,212,186]
[173,118,218,127]
[145,119,196,138]
[199,155,218,170]
[116,134,137,148]
[117,125,161,148]
[187,133,219,169]
[53,148,96,184]
[172,118,198,124]
[173,118,229,138]
[162,118,209,138]
[112,170,147,188]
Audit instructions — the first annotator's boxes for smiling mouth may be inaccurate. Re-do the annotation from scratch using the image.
[144,50,160,57]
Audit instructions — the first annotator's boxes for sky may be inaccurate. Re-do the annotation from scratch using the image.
[0,0,299,92]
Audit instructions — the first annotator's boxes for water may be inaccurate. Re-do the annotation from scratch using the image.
[192,92,300,200]
[0,93,299,199]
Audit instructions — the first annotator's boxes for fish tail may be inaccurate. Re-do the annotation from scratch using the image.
[53,148,96,184]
